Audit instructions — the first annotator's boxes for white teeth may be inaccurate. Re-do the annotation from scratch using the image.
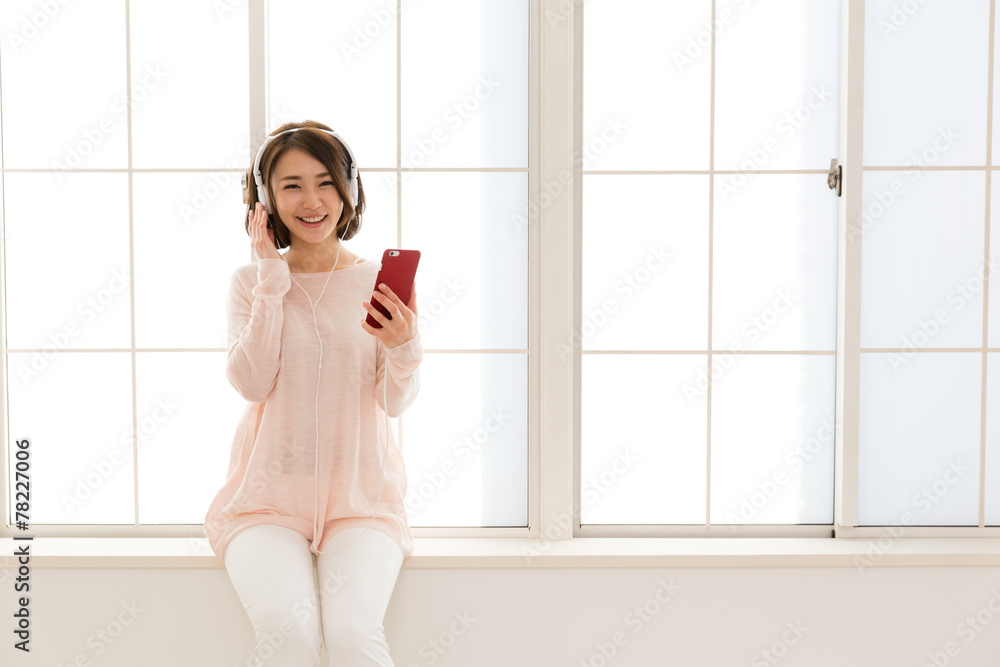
[300,215,325,223]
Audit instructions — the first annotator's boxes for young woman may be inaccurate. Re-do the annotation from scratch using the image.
[203,120,422,666]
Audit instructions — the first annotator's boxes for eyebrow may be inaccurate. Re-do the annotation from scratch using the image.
[278,172,332,182]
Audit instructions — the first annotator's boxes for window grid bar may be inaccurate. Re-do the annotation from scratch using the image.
[13,523,986,540]
[528,0,542,538]
[396,0,404,484]
[583,350,837,355]
[861,165,998,171]
[979,0,996,528]
[20,347,1000,355]
[583,169,829,175]
[12,165,1000,174]
[833,0,865,532]
[7,167,1000,176]
[10,523,537,540]
[583,524,1000,538]
[396,0,401,250]
[124,0,140,527]
[541,0,576,543]
[579,524,834,539]
[0,167,531,174]
[584,167,1000,173]
[704,0,716,528]
[572,0,582,539]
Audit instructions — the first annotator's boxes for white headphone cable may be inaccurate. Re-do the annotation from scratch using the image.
[287,232,391,558]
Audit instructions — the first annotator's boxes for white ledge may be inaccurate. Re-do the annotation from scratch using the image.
[1,537,1000,569]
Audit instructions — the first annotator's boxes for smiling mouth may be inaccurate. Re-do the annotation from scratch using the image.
[298,214,327,224]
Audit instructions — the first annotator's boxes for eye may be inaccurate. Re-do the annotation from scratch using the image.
[321,180,335,186]
[283,183,299,189]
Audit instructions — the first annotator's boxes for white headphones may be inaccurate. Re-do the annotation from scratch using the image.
[248,126,390,558]
[251,126,359,213]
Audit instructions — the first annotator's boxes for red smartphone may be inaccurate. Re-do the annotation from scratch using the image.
[366,249,420,329]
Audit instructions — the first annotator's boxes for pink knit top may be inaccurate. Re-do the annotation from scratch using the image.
[203,256,423,561]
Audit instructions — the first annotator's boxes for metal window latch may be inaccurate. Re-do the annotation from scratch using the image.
[827,158,842,197]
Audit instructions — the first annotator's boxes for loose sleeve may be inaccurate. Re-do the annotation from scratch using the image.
[225,258,291,403]
[375,329,424,418]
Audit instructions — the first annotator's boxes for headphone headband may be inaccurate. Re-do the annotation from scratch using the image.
[250,127,359,214]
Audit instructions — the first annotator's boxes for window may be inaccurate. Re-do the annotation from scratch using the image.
[580,0,840,533]
[3,0,998,543]
[2,0,250,529]
[857,0,996,528]
[266,0,530,528]
[576,0,1000,537]
[0,0,530,537]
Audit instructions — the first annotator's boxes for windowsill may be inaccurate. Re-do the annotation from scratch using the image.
[2,536,1000,569]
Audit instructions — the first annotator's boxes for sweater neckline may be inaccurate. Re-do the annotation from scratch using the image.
[288,258,368,275]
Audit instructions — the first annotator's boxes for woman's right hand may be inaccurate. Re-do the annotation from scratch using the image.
[249,202,284,262]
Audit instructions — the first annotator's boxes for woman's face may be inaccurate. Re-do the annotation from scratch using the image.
[269,147,345,245]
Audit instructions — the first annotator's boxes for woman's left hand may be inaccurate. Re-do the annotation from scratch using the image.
[361,281,418,349]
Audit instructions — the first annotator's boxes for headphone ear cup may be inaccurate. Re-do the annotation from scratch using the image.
[254,177,270,214]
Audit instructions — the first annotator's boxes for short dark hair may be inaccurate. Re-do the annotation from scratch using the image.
[244,120,366,249]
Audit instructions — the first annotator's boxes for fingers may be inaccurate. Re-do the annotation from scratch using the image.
[249,203,266,254]
[362,298,389,326]
[372,284,393,303]
[249,203,266,242]
[369,292,397,323]
[371,288,404,321]
[374,283,405,310]
[252,203,263,231]
[373,282,421,322]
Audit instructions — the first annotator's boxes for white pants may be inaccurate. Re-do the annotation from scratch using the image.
[223,523,405,666]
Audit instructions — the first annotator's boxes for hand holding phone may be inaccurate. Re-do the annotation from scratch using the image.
[365,249,420,330]
[362,248,420,348]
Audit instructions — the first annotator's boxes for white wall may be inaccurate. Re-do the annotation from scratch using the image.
[1,564,999,666]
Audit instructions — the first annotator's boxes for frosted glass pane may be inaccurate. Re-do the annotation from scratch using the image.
[860,171,986,349]
[137,352,245,523]
[133,173,247,349]
[339,171,399,263]
[129,1,248,168]
[270,0,396,168]
[988,354,1000,525]
[581,175,708,351]
[859,352,981,526]
[713,174,838,351]
[8,352,134,524]
[582,0,710,170]
[581,354,707,524]
[402,172,527,349]
[402,354,527,527]
[990,176,1000,349]
[864,0,988,166]
[4,173,132,350]
[0,0,126,168]
[993,3,1000,167]
[710,355,835,524]
[714,0,840,171]
[400,0,527,168]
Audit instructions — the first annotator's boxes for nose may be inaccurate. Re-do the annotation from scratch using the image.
[301,185,321,210]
